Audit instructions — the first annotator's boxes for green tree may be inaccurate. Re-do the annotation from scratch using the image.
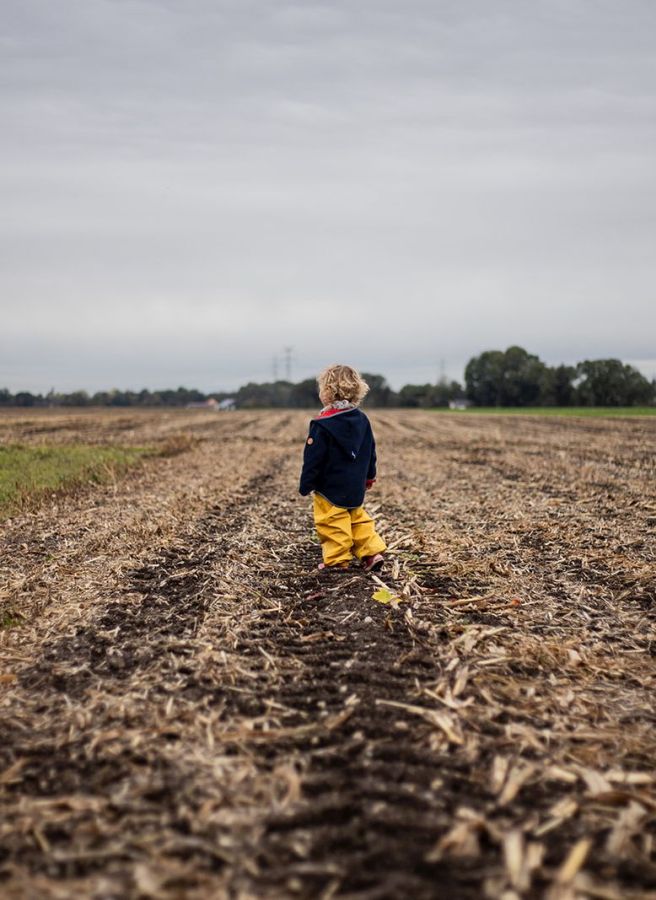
[464,350,504,406]
[361,373,396,407]
[465,347,547,406]
[14,392,40,407]
[432,378,466,407]
[137,388,154,406]
[289,378,319,408]
[398,384,434,408]
[540,364,576,406]
[61,390,90,407]
[499,346,546,405]
[236,381,293,408]
[574,359,654,406]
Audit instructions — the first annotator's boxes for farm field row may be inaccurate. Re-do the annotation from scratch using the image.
[1,409,655,898]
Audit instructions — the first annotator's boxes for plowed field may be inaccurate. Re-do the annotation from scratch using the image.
[1,409,655,899]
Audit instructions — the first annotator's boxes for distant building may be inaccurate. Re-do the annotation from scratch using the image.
[448,399,472,410]
[186,397,237,410]
[186,398,219,409]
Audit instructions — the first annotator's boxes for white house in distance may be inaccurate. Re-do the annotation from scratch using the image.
[186,397,236,410]
[186,398,219,409]
[449,399,472,410]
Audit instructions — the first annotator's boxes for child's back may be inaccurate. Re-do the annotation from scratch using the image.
[299,365,386,571]
[299,405,375,510]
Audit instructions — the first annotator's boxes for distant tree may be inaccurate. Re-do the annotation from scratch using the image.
[61,390,90,407]
[432,378,465,407]
[14,392,39,407]
[465,347,546,406]
[499,346,546,405]
[10,362,651,410]
[137,388,154,406]
[574,359,654,406]
[155,389,175,406]
[397,379,464,408]
[361,373,396,407]
[289,378,319,408]
[177,386,205,405]
[106,390,130,407]
[464,350,505,406]
[236,381,293,408]
[398,384,434,408]
[540,364,576,406]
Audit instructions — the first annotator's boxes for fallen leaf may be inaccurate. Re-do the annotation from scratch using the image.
[371,587,402,605]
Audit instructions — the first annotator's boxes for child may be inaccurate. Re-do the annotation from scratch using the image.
[299,364,386,571]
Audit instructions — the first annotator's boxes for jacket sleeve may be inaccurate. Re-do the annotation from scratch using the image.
[367,429,377,481]
[299,422,328,495]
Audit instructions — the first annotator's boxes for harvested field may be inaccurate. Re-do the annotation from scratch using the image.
[1,409,655,899]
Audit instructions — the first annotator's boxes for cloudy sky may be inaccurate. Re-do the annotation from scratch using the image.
[2,0,655,393]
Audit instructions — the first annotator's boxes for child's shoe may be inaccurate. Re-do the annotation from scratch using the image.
[361,553,384,573]
[318,561,350,571]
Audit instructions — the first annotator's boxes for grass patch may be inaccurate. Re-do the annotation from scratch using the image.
[0,444,154,518]
[1,609,23,630]
[432,407,656,417]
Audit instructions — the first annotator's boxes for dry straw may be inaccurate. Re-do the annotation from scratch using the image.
[0,408,655,897]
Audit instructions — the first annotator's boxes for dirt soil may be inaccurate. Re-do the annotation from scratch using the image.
[1,409,655,899]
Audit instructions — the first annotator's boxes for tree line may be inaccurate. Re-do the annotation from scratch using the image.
[1,348,654,409]
[463,347,654,408]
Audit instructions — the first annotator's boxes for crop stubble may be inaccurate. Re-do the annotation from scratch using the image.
[0,409,655,899]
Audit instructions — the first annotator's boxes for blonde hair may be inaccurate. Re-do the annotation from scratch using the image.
[317,364,369,406]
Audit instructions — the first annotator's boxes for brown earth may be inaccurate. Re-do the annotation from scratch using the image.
[1,409,655,899]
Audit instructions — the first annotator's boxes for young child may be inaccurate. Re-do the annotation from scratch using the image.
[299,364,386,572]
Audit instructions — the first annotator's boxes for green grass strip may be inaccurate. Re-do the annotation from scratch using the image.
[431,407,656,417]
[0,444,153,518]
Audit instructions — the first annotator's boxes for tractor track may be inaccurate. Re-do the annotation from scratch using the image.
[233,569,488,900]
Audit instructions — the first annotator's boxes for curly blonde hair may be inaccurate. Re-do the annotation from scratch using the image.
[317,364,370,406]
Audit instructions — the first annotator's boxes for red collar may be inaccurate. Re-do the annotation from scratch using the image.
[317,407,347,418]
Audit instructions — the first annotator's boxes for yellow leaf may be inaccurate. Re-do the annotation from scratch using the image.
[372,588,402,605]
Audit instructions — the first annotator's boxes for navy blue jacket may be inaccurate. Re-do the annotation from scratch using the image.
[299,408,377,508]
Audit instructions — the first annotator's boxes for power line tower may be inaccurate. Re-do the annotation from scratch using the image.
[283,346,294,382]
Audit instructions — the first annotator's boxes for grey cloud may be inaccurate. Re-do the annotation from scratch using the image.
[1,0,655,393]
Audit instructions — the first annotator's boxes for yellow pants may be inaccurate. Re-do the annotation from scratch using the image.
[313,494,386,567]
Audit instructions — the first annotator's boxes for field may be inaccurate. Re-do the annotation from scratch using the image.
[1,408,655,899]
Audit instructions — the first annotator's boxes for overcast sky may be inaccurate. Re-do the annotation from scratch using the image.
[2,0,655,393]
